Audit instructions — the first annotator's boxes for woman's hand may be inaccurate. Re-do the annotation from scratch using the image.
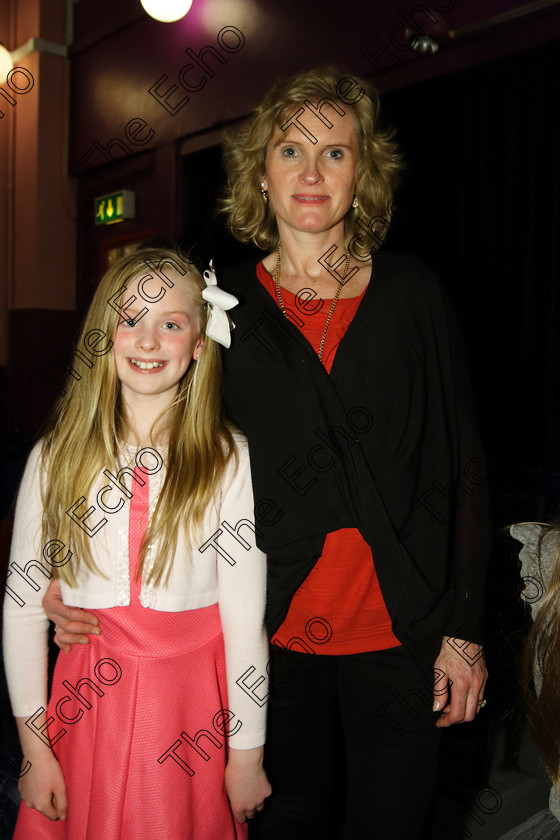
[18,751,67,821]
[432,636,487,727]
[225,746,271,823]
[42,579,100,653]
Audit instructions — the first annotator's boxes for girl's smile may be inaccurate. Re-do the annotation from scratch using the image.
[127,357,167,371]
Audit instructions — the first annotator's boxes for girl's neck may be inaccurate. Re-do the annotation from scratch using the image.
[120,391,173,449]
[121,427,169,450]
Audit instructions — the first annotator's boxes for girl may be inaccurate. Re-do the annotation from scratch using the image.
[3,248,271,839]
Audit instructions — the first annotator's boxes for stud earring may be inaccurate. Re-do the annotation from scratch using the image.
[352,195,359,210]
[260,182,268,202]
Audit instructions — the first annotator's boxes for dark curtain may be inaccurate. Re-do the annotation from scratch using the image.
[377,41,560,819]
[380,40,560,522]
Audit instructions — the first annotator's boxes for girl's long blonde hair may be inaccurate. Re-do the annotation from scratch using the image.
[40,248,236,587]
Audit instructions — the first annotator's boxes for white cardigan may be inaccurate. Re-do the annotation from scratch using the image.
[3,434,268,750]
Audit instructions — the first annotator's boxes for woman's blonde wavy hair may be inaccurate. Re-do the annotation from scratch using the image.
[40,248,236,587]
[220,66,402,255]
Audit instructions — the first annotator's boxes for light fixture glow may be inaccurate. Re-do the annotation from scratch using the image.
[409,34,440,55]
[140,0,193,22]
[0,44,13,77]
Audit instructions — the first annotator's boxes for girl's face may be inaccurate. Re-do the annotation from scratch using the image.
[113,270,204,406]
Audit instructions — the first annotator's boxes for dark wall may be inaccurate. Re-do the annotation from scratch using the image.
[69,0,560,159]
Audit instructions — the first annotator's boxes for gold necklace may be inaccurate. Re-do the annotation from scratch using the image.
[273,246,350,361]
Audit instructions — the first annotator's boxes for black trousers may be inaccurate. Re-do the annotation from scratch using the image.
[250,644,442,840]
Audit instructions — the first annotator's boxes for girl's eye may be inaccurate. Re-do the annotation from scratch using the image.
[163,321,178,330]
[121,318,137,328]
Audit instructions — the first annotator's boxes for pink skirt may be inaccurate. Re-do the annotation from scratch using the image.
[13,601,247,840]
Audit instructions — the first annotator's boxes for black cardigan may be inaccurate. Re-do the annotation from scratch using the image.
[221,251,490,669]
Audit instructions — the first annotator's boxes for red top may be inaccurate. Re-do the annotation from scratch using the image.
[256,261,401,655]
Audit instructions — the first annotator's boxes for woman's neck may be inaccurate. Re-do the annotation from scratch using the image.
[265,225,344,276]
[262,225,371,299]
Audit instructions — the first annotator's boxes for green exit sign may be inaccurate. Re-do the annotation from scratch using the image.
[94,190,135,225]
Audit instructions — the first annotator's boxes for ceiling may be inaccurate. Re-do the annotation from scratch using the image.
[68,0,560,156]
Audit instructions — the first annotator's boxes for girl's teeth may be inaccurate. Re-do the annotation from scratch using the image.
[131,359,164,370]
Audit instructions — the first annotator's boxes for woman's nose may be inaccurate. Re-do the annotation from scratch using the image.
[300,157,322,184]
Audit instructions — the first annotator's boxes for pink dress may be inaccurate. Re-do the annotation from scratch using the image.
[13,471,247,840]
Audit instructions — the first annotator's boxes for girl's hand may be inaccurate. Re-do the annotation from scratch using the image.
[42,579,100,652]
[18,751,67,821]
[225,747,271,823]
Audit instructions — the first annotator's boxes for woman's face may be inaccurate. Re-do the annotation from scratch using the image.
[112,270,204,407]
[261,104,360,241]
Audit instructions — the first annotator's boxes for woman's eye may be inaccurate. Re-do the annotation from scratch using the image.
[327,149,343,160]
[282,147,298,158]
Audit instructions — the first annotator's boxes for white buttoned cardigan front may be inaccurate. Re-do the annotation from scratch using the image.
[3,433,268,750]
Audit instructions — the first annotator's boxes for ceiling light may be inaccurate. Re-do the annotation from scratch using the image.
[140,0,193,22]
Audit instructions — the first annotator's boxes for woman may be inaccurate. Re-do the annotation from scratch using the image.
[42,67,489,839]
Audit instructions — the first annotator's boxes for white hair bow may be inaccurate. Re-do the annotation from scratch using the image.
[202,261,239,348]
